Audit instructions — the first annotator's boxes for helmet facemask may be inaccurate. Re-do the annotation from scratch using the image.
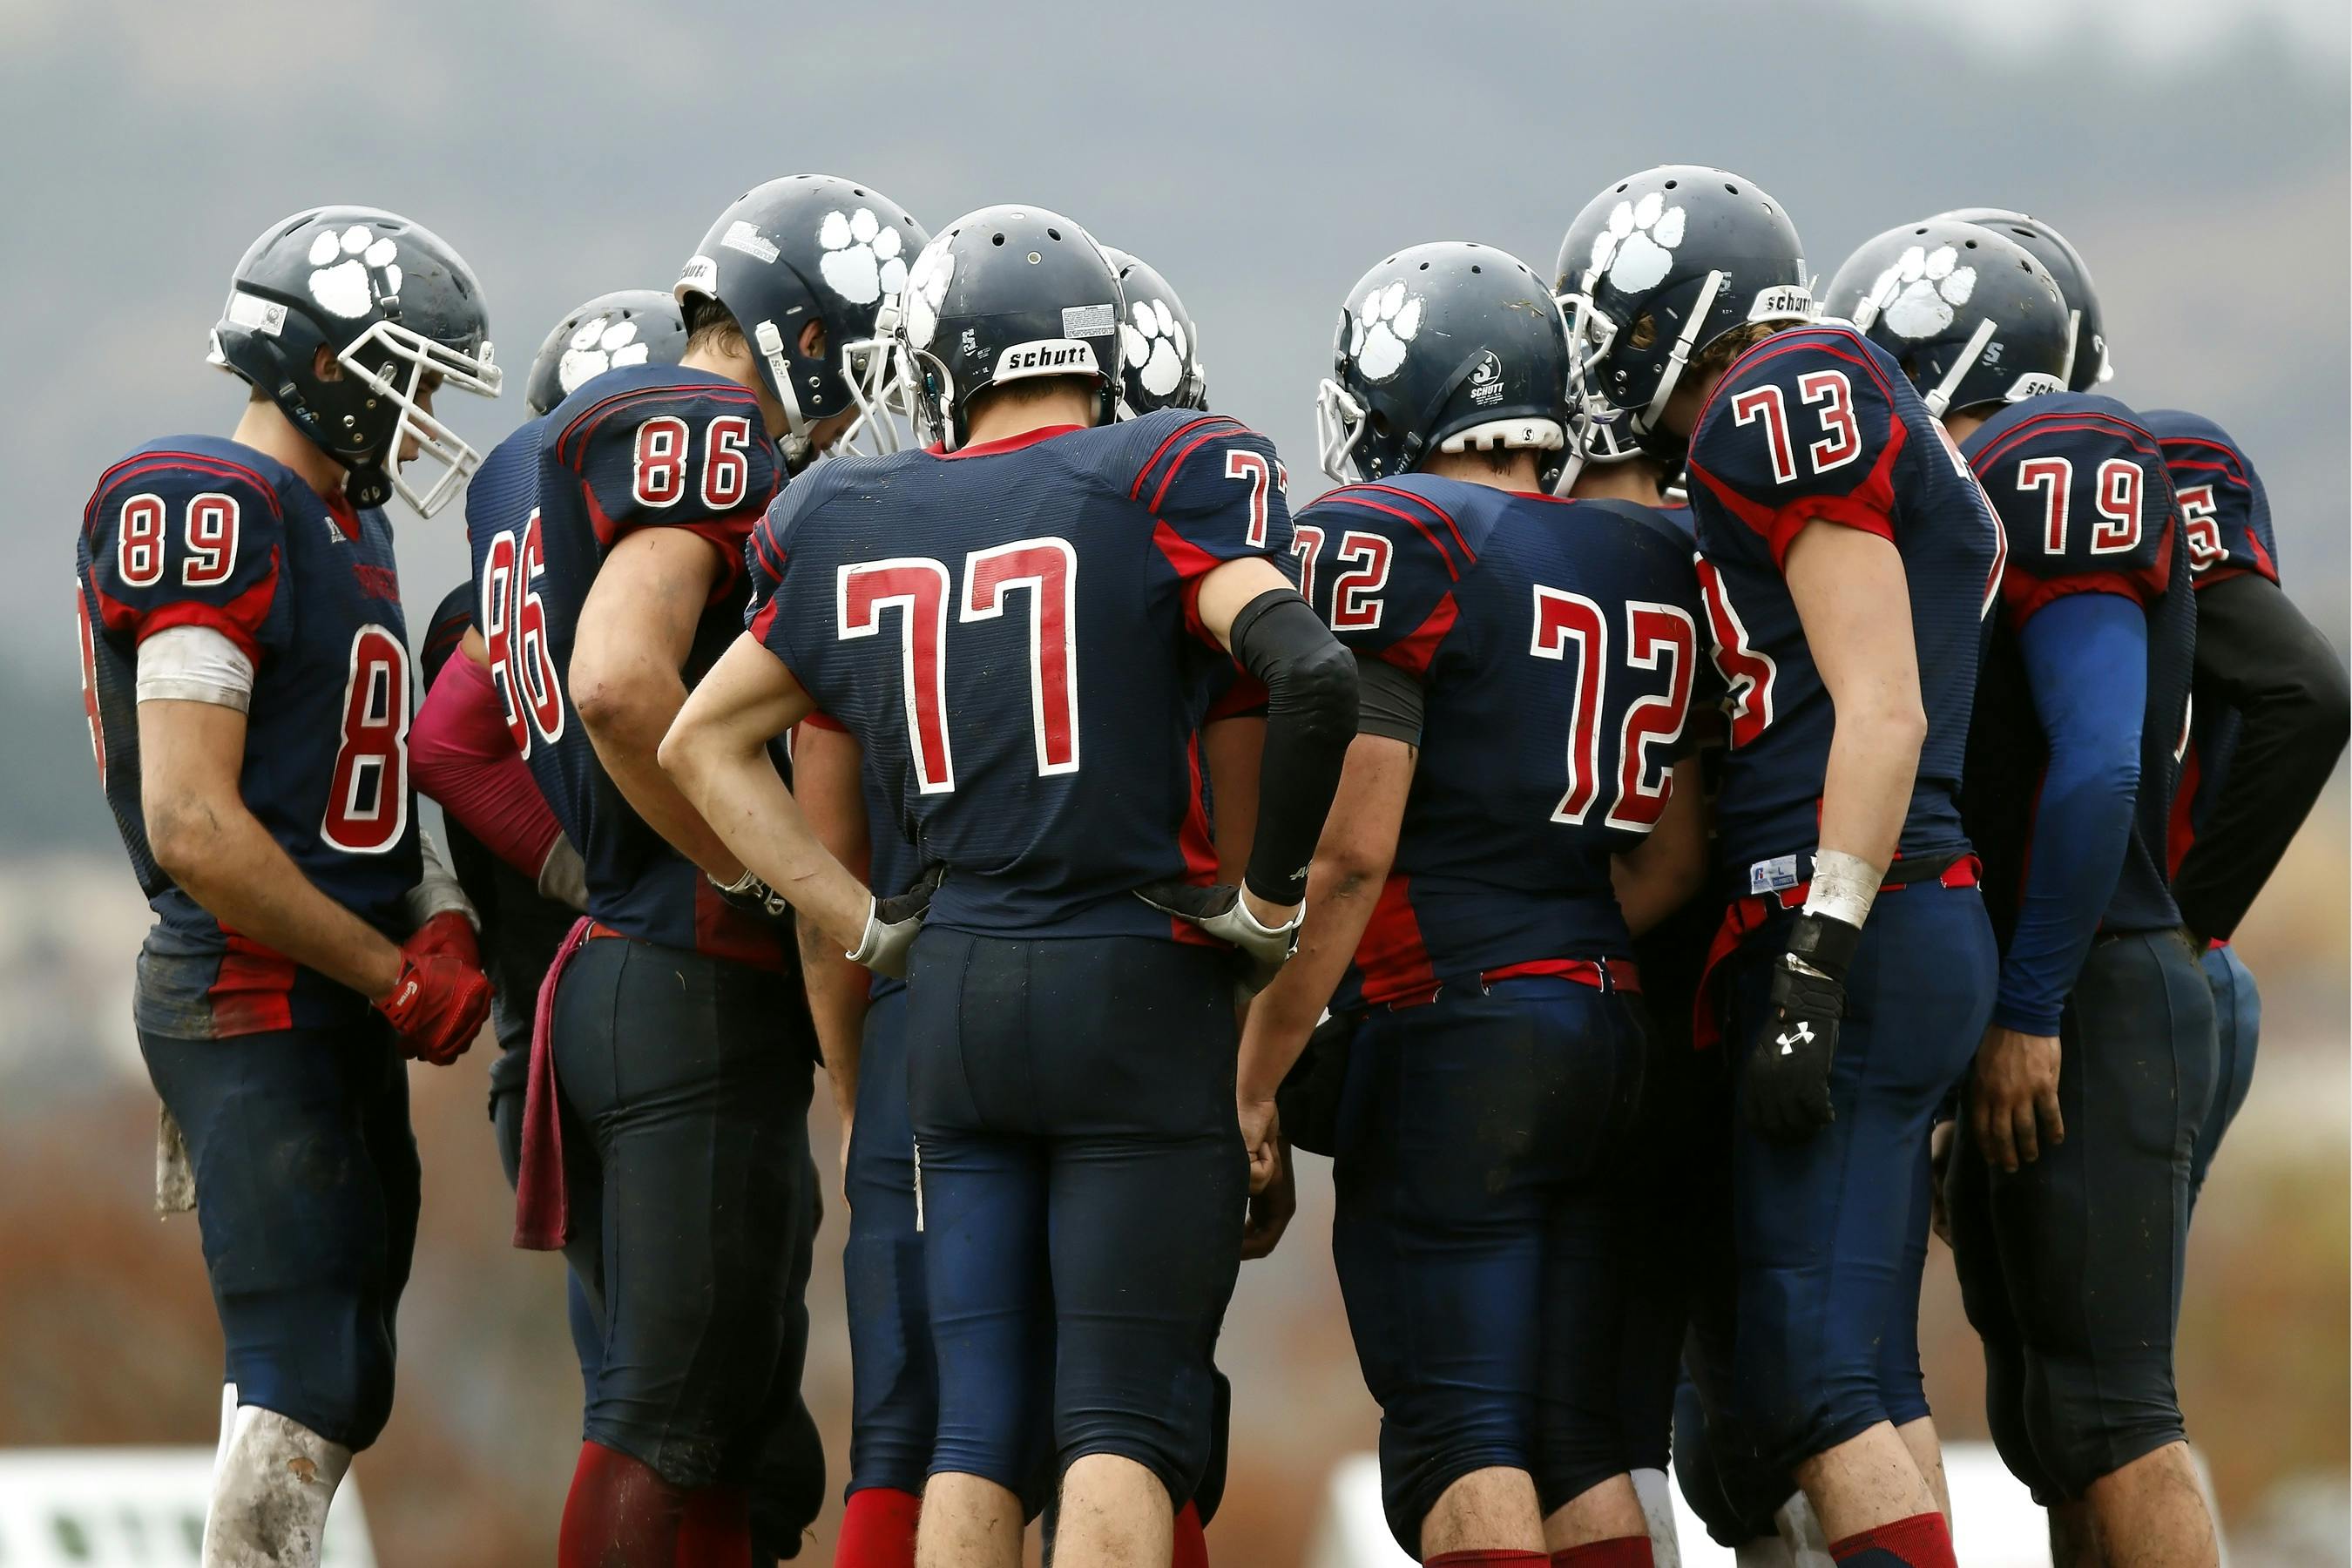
[337,320,501,516]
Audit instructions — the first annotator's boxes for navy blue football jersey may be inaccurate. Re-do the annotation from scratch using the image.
[747,411,1293,941]
[2139,409,2276,587]
[77,437,421,1037]
[1960,394,2193,937]
[480,362,789,965]
[1294,476,1708,1009]
[1684,325,2003,888]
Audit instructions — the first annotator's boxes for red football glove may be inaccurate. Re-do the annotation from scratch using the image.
[375,922,492,1066]
[406,910,481,970]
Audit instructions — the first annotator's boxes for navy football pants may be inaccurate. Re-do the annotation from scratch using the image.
[1948,929,2217,1503]
[139,1018,419,1452]
[1719,880,1993,1476]
[1332,976,1648,1553]
[2188,943,2260,1201]
[905,929,1243,1505]
[551,934,821,1494]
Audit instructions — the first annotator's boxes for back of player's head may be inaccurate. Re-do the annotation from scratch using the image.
[1936,207,2112,391]
[890,205,1123,451]
[524,289,687,416]
[1100,247,1207,416]
[1554,166,1812,456]
[674,175,929,460]
[1315,241,1572,487]
[207,206,502,516]
[1825,220,2072,417]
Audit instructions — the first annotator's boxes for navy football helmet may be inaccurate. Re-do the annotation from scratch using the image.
[1935,208,2112,390]
[1825,220,2072,417]
[675,175,928,463]
[1315,241,1572,487]
[207,206,499,516]
[890,205,1123,451]
[524,289,686,416]
[1554,167,1813,458]
[1101,247,1207,416]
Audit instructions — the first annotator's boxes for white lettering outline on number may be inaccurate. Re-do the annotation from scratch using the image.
[1529,585,1609,824]
[838,558,956,794]
[1225,449,1274,548]
[1329,530,1392,630]
[1607,601,1698,833]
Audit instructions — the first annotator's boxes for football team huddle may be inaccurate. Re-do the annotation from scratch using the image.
[71,166,2347,1568]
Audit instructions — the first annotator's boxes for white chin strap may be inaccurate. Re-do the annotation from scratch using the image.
[204,1404,352,1568]
[341,321,501,518]
[1636,269,1727,435]
[1923,315,1999,417]
[1314,377,1369,483]
[754,319,817,469]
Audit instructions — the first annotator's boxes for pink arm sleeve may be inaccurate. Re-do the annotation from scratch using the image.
[411,652,566,881]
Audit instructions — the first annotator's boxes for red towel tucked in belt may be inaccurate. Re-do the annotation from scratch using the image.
[514,916,596,1250]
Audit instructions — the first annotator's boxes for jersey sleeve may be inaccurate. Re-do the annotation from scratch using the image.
[1686,329,1907,567]
[743,476,825,676]
[81,452,289,665]
[1971,415,2173,631]
[1128,415,1298,639]
[1293,484,1475,677]
[549,383,783,588]
[2152,416,2278,585]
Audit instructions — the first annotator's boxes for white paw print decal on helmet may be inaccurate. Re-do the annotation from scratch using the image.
[1867,245,1977,340]
[902,238,956,348]
[817,208,908,307]
[1587,192,1686,294]
[306,224,402,320]
[1350,281,1423,382]
[558,314,652,396]
[1122,297,1190,399]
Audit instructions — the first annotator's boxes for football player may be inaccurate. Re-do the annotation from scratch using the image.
[73,206,499,1567]
[659,203,1354,1568]
[796,244,1238,1568]
[1233,242,1709,1568]
[486,177,924,1567]
[1559,168,2004,1568]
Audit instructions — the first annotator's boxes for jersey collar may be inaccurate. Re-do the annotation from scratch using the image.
[932,423,1086,460]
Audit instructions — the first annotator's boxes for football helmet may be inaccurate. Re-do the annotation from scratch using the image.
[1554,166,1813,457]
[207,206,499,517]
[524,289,686,416]
[890,205,1123,452]
[1824,220,2072,416]
[675,175,928,463]
[1101,247,1207,415]
[1315,241,1572,487]
[1936,208,2112,389]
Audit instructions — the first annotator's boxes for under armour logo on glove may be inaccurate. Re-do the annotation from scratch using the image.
[1778,1021,1814,1056]
[1742,912,1861,1144]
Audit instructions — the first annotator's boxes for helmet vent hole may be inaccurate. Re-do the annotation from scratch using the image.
[1470,264,1481,274]
[853,187,867,197]
[1419,261,1430,271]
[992,233,1006,246]
[1047,227,1061,240]
[1725,183,1740,194]
[1664,179,1679,190]
[1615,183,1628,193]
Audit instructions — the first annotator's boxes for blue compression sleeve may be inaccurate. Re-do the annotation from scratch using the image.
[1994,591,2148,1035]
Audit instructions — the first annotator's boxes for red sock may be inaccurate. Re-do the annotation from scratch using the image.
[1424,1553,1551,1566]
[560,1441,688,1568]
[1553,1537,1655,1567]
[675,1485,750,1567]
[1828,1511,1957,1568]
[1169,1500,1209,1568]
[835,1488,921,1568]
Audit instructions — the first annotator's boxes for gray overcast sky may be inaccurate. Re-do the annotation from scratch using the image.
[3,0,2344,845]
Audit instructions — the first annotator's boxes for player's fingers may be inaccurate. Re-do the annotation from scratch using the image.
[2011,1101,2040,1166]
[1982,1098,2017,1171]
[2038,1085,2065,1148]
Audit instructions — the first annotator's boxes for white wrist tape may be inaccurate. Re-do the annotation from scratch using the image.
[404,829,478,932]
[1802,848,1881,929]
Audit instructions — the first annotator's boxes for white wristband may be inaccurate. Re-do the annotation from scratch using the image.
[1802,848,1881,929]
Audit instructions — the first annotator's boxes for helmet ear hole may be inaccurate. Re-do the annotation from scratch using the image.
[1629,314,1659,352]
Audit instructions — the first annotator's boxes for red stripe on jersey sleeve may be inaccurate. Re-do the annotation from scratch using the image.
[96,555,282,667]
[1376,591,1462,678]
[1688,418,1905,570]
[1354,876,1437,1007]
[747,595,782,645]
[800,710,848,733]
[2003,571,2154,630]
[1151,518,1226,643]
[1129,416,1239,501]
[1342,483,1477,572]
[1318,489,1467,581]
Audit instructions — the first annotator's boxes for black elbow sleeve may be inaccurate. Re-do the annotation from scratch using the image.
[1230,589,1358,905]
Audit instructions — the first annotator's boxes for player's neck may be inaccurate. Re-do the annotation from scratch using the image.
[1568,462,1666,507]
[680,342,794,441]
[1419,449,1544,494]
[230,399,348,501]
[1942,408,1990,443]
[963,387,1097,449]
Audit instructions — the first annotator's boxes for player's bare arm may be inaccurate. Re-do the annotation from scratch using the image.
[1785,522,1926,884]
[141,698,405,1001]
[793,719,877,1170]
[658,632,873,957]
[1610,755,1709,936]
[1233,733,1415,1177]
[1202,713,1265,889]
[571,525,747,884]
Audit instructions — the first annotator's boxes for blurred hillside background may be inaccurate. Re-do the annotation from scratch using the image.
[0,0,2343,1562]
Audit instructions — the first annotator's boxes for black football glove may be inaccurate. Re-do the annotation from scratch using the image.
[1134,882,1302,990]
[848,863,944,981]
[1741,911,1862,1144]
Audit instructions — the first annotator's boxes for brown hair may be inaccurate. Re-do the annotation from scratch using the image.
[683,294,747,359]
